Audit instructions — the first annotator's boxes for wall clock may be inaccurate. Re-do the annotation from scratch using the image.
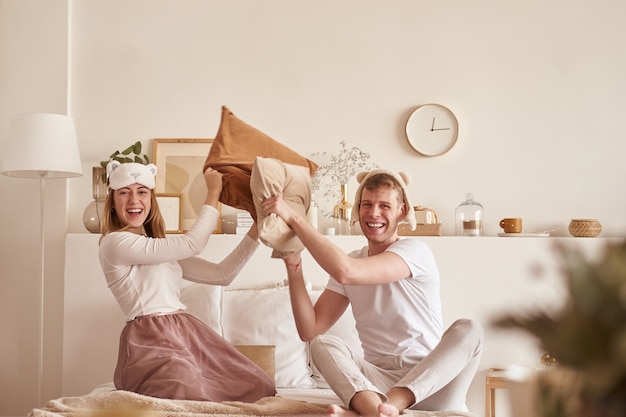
[405,104,459,156]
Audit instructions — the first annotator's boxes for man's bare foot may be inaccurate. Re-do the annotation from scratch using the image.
[327,404,359,416]
[327,403,401,417]
[377,403,401,417]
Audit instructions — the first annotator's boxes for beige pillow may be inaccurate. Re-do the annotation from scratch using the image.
[251,157,311,257]
[234,345,276,383]
[203,106,318,219]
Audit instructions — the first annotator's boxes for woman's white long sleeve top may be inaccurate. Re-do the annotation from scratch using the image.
[99,205,259,321]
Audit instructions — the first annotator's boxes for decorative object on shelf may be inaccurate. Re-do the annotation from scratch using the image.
[498,232,551,238]
[398,206,442,236]
[83,141,151,233]
[155,193,183,233]
[500,217,523,234]
[0,113,83,406]
[540,352,559,366]
[414,205,438,225]
[333,183,353,235]
[455,193,484,236]
[235,211,254,235]
[568,219,602,237]
[493,240,626,417]
[405,103,459,156]
[310,140,378,223]
[82,166,108,233]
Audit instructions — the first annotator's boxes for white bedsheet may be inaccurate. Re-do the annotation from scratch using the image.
[276,388,341,405]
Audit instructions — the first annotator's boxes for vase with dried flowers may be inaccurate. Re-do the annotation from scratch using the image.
[492,240,626,417]
[310,140,377,235]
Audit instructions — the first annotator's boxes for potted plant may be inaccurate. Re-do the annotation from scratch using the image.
[492,240,626,417]
[97,140,150,181]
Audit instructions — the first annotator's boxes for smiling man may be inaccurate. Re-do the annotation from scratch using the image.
[262,169,483,417]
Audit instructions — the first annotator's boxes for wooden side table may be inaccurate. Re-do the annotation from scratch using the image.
[485,368,509,417]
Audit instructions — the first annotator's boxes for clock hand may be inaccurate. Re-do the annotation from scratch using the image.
[432,127,451,131]
[431,117,435,131]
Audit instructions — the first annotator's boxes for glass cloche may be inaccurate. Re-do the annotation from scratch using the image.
[455,193,484,236]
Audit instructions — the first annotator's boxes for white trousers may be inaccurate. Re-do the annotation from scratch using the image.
[309,318,484,412]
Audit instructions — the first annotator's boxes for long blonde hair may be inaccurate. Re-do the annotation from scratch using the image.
[100,189,166,238]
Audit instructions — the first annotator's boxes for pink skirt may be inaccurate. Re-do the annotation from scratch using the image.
[114,311,275,402]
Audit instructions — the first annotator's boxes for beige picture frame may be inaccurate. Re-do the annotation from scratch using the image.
[155,193,183,233]
[152,138,222,233]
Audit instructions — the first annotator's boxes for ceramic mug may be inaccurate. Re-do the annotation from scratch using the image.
[500,218,522,233]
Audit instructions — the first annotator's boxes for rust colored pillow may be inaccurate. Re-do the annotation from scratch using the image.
[203,106,318,219]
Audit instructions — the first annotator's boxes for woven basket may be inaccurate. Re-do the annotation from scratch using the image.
[568,219,602,237]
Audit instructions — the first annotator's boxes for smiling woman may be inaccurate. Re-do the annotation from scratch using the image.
[112,183,154,234]
[100,161,165,237]
[96,160,272,403]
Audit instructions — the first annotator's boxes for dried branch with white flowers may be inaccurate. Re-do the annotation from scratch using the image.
[310,140,378,218]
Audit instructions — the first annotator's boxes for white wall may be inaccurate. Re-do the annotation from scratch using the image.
[67,0,626,238]
[0,0,71,415]
[1,0,626,415]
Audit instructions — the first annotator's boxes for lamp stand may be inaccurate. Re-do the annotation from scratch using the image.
[37,174,45,406]
[0,113,83,408]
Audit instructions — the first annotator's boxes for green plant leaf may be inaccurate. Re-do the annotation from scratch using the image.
[100,141,150,168]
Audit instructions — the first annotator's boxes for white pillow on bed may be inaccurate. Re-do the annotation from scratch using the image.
[180,283,223,334]
[221,284,314,388]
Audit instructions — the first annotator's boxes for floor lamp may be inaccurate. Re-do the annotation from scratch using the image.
[0,113,82,406]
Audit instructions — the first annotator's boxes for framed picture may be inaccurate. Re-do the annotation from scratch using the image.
[152,138,222,233]
[156,194,183,233]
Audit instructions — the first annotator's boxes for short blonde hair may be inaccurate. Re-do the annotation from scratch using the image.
[361,173,404,205]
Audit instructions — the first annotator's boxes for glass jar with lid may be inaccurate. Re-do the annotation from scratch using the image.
[455,193,484,236]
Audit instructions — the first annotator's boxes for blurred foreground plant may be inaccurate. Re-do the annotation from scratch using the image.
[493,240,626,416]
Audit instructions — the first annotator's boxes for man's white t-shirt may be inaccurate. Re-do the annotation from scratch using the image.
[326,238,443,362]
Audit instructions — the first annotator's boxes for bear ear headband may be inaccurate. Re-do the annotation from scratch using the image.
[106,160,157,190]
[350,169,416,231]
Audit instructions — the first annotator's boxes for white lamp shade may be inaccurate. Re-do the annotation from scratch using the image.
[1,113,83,179]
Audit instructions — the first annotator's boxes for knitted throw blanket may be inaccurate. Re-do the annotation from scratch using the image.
[28,390,477,417]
